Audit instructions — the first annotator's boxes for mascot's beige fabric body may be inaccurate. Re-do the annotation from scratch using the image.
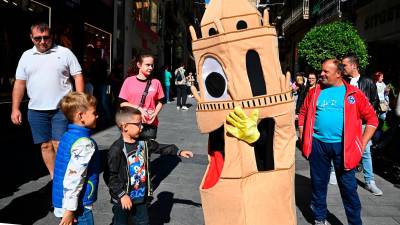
[189,0,297,224]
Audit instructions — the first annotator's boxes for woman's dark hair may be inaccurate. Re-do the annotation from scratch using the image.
[127,52,154,77]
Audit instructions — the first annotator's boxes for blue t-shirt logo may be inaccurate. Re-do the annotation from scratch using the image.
[347,96,355,104]
[313,85,346,143]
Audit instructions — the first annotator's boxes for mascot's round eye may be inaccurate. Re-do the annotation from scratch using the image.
[201,57,229,101]
[205,72,225,97]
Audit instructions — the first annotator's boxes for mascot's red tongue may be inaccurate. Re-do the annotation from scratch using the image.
[202,149,224,189]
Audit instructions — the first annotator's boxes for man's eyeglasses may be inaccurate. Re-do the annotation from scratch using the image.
[32,36,51,42]
[125,122,142,127]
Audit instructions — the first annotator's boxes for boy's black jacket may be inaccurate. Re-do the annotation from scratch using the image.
[105,136,179,204]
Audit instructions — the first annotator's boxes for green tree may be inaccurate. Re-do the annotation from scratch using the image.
[298,21,369,70]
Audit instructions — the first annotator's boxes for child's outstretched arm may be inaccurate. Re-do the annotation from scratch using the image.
[178,150,194,158]
[61,138,96,222]
[147,140,193,158]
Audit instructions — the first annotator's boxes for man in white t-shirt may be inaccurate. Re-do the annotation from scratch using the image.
[11,22,84,179]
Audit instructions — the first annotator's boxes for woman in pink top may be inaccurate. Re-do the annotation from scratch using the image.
[119,53,165,139]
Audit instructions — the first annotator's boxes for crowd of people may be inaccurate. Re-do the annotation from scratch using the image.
[10,21,400,225]
[296,56,400,225]
[10,22,196,225]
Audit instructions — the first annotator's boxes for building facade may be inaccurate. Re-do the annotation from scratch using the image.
[276,0,400,82]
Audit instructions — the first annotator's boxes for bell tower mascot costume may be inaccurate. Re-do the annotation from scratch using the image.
[189,0,297,224]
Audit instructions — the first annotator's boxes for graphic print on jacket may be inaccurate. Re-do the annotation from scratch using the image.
[127,142,147,203]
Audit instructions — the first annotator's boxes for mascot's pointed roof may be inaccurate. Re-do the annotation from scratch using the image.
[201,0,260,26]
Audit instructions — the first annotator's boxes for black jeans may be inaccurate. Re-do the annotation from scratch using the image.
[176,85,187,107]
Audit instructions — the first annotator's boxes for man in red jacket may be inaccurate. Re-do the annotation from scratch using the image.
[298,59,378,225]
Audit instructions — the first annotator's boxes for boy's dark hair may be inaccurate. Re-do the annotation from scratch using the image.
[115,106,142,126]
[60,92,97,122]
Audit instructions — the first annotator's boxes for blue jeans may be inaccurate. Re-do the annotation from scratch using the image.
[57,207,94,225]
[310,138,362,225]
[94,84,113,122]
[165,85,170,102]
[361,125,374,183]
[27,109,68,144]
[112,203,149,225]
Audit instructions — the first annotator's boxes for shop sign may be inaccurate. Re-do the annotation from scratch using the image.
[357,0,400,42]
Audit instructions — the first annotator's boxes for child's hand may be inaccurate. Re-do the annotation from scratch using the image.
[59,210,76,225]
[179,150,194,158]
[121,195,132,210]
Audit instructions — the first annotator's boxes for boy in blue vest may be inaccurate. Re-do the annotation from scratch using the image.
[52,92,101,225]
[107,106,193,225]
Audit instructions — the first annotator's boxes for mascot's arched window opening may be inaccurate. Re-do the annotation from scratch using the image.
[209,28,218,36]
[201,57,230,101]
[246,50,267,96]
[236,20,247,30]
[254,118,275,171]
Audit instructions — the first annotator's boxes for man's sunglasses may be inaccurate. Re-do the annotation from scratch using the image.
[32,36,51,42]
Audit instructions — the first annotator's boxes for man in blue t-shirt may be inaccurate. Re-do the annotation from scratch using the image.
[298,59,378,225]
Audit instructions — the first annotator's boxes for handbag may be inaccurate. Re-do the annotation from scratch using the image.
[379,101,389,112]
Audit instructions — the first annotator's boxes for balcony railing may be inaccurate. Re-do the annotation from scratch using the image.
[282,0,309,33]
[314,0,340,24]
[318,0,336,15]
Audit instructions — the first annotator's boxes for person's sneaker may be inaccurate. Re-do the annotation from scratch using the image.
[176,106,181,110]
[181,106,189,110]
[314,220,327,225]
[366,181,383,196]
[329,171,337,185]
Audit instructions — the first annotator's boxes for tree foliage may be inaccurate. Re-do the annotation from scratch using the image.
[298,21,369,70]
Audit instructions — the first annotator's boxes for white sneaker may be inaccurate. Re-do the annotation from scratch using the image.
[314,220,327,225]
[181,106,189,110]
[329,171,337,185]
[176,106,180,110]
[366,181,383,196]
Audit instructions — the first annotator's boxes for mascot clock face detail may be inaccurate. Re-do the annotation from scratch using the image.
[189,0,297,225]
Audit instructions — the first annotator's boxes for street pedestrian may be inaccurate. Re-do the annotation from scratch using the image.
[342,53,383,196]
[374,71,390,120]
[119,53,164,140]
[109,61,124,107]
[397,90,400,117]
[174,63,188,110]
[186,71,195,98]
[294,72,307,115]
[87,52,113,126]
[298,59,378,225]
[106,106,193,225]
[52,92,101,225]
[306,72,318,90]
[11,22,84,179]
[162,65,172,103]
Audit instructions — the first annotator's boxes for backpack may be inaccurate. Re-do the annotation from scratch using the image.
[175,69,185,85]
[176,71,183,81]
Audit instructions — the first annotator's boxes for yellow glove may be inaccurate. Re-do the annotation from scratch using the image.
[226,106,260,144]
